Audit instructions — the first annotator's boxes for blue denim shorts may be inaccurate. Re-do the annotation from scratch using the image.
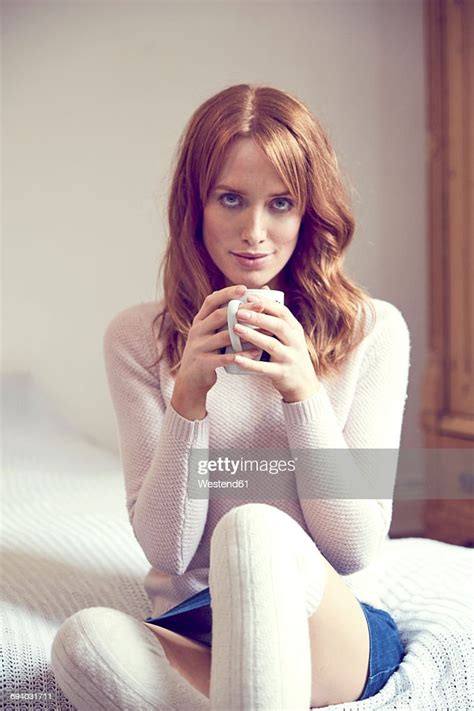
[145,588,405,701]
[356,601,405,700]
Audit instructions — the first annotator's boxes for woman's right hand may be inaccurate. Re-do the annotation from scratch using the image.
[171,285,263,416]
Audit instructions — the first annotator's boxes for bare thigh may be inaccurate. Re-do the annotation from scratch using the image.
[308,557,370,708]
[143,559,369,708]
[143,623,211,698]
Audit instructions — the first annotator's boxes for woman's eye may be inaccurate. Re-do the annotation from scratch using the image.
[272,197,293,211]
[218,193,293,211]
[219,193,241,207]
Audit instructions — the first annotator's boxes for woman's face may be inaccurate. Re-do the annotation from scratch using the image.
[202,138,303,290]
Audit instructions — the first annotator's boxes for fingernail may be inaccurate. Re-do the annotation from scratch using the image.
[235,285,246,295]
[238,309,252,319]
[240,349,260,357]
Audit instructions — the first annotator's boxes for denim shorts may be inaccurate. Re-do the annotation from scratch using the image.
[356,601,405,700]
[145,588,405,701]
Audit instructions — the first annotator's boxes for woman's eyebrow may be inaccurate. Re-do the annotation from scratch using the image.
[215,183,291,197]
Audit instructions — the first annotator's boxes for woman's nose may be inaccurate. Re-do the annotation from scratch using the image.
[240,211,267,243]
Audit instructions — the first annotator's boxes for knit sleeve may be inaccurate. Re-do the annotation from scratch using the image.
[103,305,210,575]
[281,302,411,575]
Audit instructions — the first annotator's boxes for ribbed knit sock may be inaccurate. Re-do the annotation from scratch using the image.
[208,503,327,711]
[50,606,209,711]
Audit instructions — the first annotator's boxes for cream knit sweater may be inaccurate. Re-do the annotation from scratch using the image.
[103,297,410,619]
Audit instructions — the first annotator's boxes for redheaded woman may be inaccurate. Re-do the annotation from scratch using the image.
[52,84,409,710]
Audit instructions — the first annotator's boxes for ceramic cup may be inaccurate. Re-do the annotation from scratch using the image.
[223,288,285,374]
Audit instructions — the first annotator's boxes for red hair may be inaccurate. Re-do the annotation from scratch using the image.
[151,83,375,378]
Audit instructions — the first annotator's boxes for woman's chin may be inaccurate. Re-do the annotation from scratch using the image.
[248,277,279,290]
[225,271,278,290]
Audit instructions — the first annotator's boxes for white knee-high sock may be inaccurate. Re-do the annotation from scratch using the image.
[208,503,327,711]
[51,606,210,711]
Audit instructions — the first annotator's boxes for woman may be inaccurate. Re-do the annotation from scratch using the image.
[51,83,409,710]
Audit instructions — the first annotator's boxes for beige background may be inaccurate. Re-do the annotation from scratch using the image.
[2,0,426,530]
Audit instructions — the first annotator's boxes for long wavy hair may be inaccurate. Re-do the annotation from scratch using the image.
[150,83,375,378]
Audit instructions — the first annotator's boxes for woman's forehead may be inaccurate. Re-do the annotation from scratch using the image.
[214,139,291,193]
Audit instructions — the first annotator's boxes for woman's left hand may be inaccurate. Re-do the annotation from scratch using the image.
[233,295,320,403]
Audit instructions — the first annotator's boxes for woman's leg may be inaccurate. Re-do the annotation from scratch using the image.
[144,540,370,709]
[50,606,210,711]
[208,502,370,710]
[142,622,212,698]
[307,556,370,707]
[51,504,369,711]
[208,503,327,711]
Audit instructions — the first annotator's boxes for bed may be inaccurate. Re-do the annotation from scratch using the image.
[1,372,473,710]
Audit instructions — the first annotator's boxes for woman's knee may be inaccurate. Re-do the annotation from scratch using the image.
[213,502,284,530]
[51,607,129,675]
[52,608,106,657]
[54,606,123,641]
[209,503,325,586]
[209,504,311,566]
[211,502,308,546]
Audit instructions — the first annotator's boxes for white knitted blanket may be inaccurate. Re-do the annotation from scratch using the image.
[1,373,473,710]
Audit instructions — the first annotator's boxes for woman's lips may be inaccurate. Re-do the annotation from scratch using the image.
[231,253,273,268]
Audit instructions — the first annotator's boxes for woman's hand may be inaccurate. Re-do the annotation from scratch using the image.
[172,284,264,410]
[232,295,320,403]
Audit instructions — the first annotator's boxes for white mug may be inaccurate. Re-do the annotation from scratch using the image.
[224,289,285,374]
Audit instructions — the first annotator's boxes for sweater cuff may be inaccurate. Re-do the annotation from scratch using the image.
[281,384,332,426]
[162,402,209,444]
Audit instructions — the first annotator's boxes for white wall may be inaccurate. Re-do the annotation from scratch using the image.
[2,0,426,528]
